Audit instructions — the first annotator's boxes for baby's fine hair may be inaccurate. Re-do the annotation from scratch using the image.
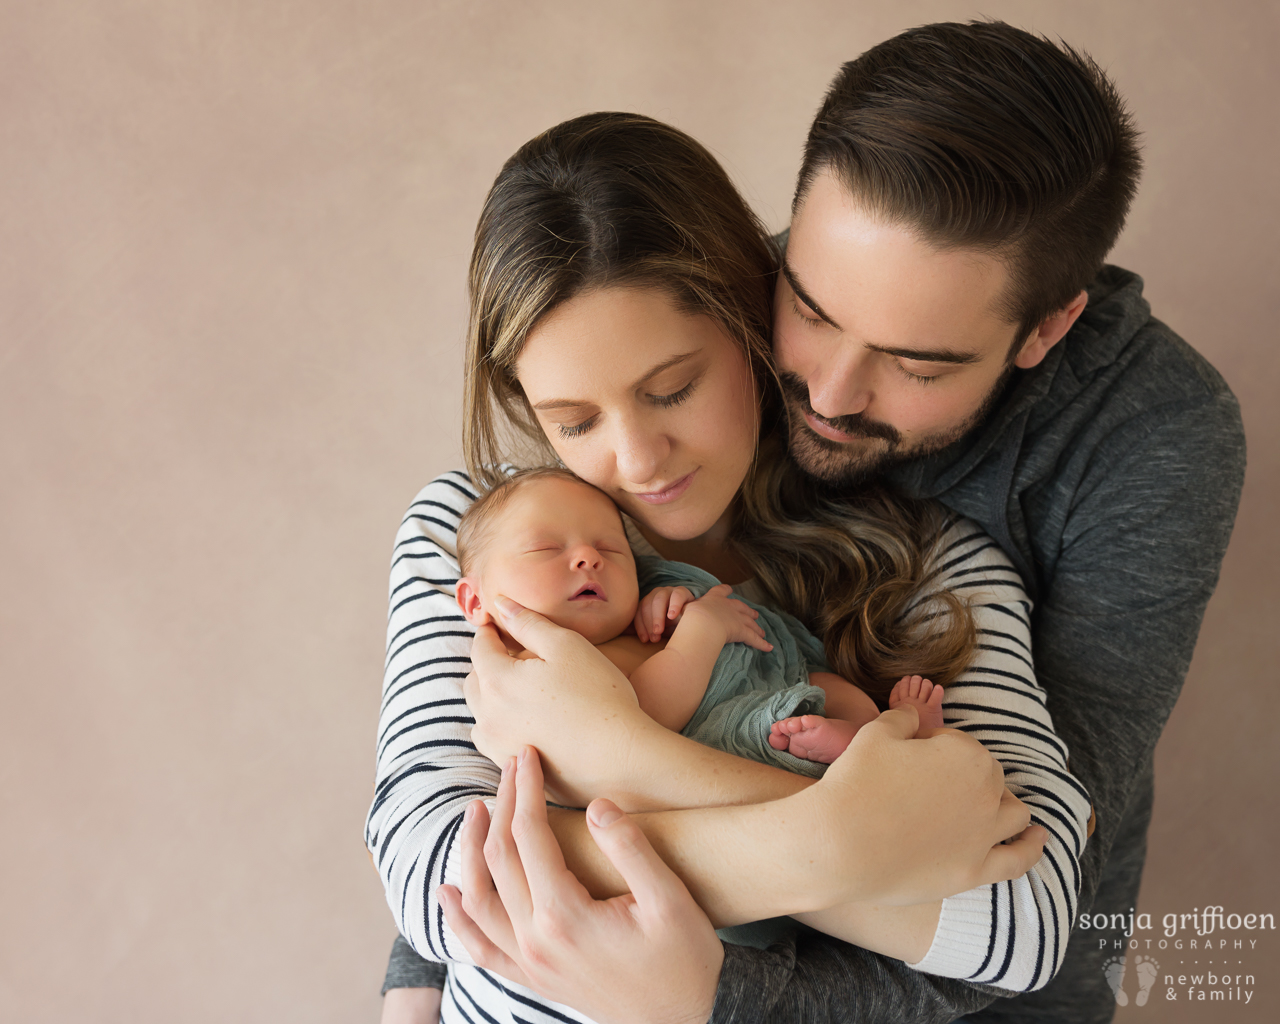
[456,467,619,576]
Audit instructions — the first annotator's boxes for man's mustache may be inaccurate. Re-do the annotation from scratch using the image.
[778,371,901,445]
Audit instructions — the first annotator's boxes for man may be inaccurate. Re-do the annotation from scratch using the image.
[385,21,1244,1024]
[737,20,1244,1023]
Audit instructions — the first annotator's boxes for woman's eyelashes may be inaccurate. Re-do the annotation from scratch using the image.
[650,378,697,408]
[553,379,699,438]
[558,417,595,439]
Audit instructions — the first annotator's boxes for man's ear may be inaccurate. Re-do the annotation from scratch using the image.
[455,577,491,627]
[1014,290,1088,369]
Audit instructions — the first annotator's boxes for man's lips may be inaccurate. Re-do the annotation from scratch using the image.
[803,409,896,445]
[803,410,860,442]
[631,471,696,504]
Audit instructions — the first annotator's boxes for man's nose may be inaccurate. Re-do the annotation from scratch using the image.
[807,351,872,419]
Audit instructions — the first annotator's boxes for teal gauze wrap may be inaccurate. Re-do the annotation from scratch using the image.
[635,555,832,780]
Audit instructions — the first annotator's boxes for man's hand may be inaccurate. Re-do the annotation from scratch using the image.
[439,747,723,1024]
[787,705,1048,908]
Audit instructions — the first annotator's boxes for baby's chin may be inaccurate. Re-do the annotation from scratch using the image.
[540,606,633,646]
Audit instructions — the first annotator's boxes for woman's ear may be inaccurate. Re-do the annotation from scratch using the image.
[1014,290,1088,369]
[455,577,491,627]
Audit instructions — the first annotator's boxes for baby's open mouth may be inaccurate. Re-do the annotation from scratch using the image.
[570,582,607,601]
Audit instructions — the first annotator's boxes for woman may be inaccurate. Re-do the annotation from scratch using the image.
[370,113,1088,1023]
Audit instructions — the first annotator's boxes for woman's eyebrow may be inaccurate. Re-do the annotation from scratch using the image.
[530,352,699,411]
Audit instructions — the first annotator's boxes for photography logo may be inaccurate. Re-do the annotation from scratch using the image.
[1101,955,1160,1006]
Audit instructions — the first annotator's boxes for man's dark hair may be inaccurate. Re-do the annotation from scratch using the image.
[797,21,1142,342]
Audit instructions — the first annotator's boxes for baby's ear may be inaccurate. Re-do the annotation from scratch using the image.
[455,577,491,627]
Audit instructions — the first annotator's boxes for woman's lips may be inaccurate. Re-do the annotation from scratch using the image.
[631,471,696,505]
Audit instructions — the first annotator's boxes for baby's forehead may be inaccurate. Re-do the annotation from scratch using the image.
[500,475,622,527]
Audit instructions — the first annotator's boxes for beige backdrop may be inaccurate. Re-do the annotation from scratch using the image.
[2,2,1277,1021]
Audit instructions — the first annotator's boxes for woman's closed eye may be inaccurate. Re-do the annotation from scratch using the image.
[554,379,698,438]
[557,416,596,439]
[649,378,698,408]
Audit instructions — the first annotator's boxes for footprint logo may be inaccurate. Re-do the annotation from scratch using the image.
[1102,955,1128,1006]
[1133,956,1159,1006]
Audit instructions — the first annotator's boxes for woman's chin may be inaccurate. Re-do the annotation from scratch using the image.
[623,504,698,538]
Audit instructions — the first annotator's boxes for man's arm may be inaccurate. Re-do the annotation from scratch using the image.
[702,394,1244,1022]
[1027,396,1245,926]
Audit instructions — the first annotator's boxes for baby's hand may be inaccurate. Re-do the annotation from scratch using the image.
[634,586,697,643]
[684,584,773,652]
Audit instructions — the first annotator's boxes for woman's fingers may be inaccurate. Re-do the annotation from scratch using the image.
[491,595,574,659]
[509,748,580,900]
[450,797,528,979]
[459,800,496,904]
[484,757,534,923]
[438,883,533,988]
[583,798,692,919]
[469,622,517,675]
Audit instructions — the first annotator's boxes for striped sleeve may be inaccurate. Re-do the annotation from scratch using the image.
[364,470,494,966]
[904,518,1093,993]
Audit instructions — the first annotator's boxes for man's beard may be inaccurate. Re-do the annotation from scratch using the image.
[777,368,1014,488]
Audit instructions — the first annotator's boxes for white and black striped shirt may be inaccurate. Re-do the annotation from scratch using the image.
[366,471,1092,1022]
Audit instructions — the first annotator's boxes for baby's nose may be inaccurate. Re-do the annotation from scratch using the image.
[570,546,603,570]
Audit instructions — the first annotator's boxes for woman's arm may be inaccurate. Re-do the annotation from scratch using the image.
[778,521,1093,989]
[470,605,1043,917]
[873,519,1093,992]
[366,472,840,966]
[365,471,494,965]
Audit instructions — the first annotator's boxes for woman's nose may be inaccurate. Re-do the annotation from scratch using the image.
[613,421,671,485]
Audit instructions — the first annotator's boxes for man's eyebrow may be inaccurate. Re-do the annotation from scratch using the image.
[530,352,699,411]
[782,263,844,332]
[783,262,980,365]
[865,343,981,365]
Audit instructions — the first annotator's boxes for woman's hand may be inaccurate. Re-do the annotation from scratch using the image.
[438,747,723,1024]
[467,596,653,806]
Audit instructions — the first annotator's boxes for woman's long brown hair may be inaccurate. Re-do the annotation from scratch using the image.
[462,111,975,700]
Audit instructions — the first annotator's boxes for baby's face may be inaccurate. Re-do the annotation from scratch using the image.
[460,476,639,645]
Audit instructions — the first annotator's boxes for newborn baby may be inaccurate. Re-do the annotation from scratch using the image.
[454,468,945,773]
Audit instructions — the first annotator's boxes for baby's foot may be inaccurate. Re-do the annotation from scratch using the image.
[769,715,857,763]
[888,675,945,733]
